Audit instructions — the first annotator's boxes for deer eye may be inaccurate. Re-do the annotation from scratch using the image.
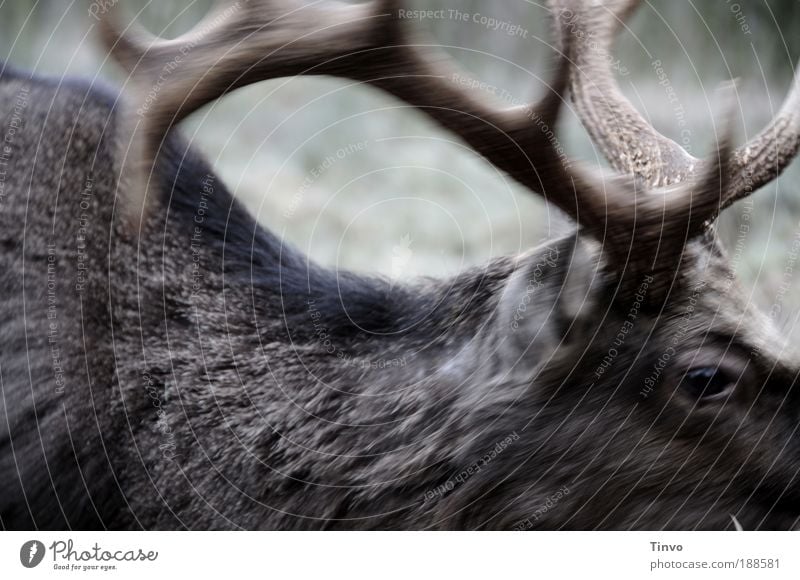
[681,367,735,400]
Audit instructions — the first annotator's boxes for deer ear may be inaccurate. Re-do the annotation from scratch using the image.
[496,237,601,370]
[554,237,603,341]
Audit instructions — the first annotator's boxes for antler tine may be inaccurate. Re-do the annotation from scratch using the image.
[100,0,386,126]
[530,0,746,295]
[722,71,800,209]
[664,86,737,238]
[100,0,393,197]
[556,0,800,202]
[567,84,737,286]
[554,0,697,188]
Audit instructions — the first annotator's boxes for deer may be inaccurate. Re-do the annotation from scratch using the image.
[0,0,799,530]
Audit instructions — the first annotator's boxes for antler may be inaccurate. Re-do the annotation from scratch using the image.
[100,0,586,226]
[100,0,738,296]
[559,0,800,208]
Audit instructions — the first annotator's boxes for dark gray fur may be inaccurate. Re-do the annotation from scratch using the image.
[1,64,798,530]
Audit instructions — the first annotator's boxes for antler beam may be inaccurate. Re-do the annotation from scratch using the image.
[100,0,587,226]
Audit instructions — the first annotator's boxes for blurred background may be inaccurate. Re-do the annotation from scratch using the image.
[2,0,800,339]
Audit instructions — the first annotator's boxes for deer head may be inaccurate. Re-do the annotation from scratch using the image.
[94,0,800,529]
